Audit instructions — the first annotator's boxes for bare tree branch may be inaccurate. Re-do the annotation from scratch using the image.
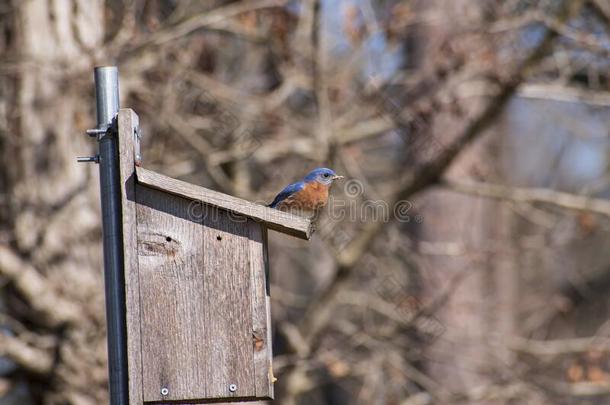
[128,0,289,51]
[510,336,610,358]
[0,333,54,376]
[294,0,583,359]
[0,246,81,327]
[441,177,610,217]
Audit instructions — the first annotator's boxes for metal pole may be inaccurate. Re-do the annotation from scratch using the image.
[94,66,129,405]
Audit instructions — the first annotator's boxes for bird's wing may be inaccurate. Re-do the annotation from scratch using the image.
[268,181,305,208]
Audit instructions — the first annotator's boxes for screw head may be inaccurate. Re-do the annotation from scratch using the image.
[161,387,169,396]
[229,384,237,392]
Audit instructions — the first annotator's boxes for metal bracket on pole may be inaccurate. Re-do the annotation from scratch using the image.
[86,127,108,138]
[89,66,129,405]
[77,155,100,163]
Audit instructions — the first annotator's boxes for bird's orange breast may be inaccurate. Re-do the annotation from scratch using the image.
[281,182,329,210]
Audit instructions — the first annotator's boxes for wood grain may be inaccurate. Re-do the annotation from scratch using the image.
[136,185,207,402]
[248,221,273,399]
[117,109,143,405]
[134,188,270,403]
[136,166,313,240]
[202,208,255,400]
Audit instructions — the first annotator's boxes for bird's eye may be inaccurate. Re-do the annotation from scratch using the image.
[323,173,330,178]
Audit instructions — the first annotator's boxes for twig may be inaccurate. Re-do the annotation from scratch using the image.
[131,0,288,50]
[510,336,610,358]
[441,178,610,217]
[0,333,54,376]
[0,246,80,327]
[294,0,582,357]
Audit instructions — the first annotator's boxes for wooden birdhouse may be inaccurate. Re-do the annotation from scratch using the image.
[116,109,312,404]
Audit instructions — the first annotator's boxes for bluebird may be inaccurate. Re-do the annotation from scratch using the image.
[268,168,344,214]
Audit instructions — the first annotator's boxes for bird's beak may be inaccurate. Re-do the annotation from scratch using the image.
[332,175,344,180]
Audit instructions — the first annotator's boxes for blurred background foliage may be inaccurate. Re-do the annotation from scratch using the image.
[1,0,610,404]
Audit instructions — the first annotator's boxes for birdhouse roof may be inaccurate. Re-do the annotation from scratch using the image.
[135,167,313,240]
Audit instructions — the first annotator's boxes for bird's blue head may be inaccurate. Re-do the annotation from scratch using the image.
[304,168,344,186]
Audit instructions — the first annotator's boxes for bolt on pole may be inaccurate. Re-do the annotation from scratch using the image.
[94,66,129,405]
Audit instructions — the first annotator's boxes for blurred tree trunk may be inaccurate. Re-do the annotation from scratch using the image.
[418,0,520,396]
[0,1,108,403]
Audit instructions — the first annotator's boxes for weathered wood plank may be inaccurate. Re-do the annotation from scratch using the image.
[135,166,312,240]
[203,207,255,399]
[117,109,143,405]
[136,185,207,402]
[248,221,274,399]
